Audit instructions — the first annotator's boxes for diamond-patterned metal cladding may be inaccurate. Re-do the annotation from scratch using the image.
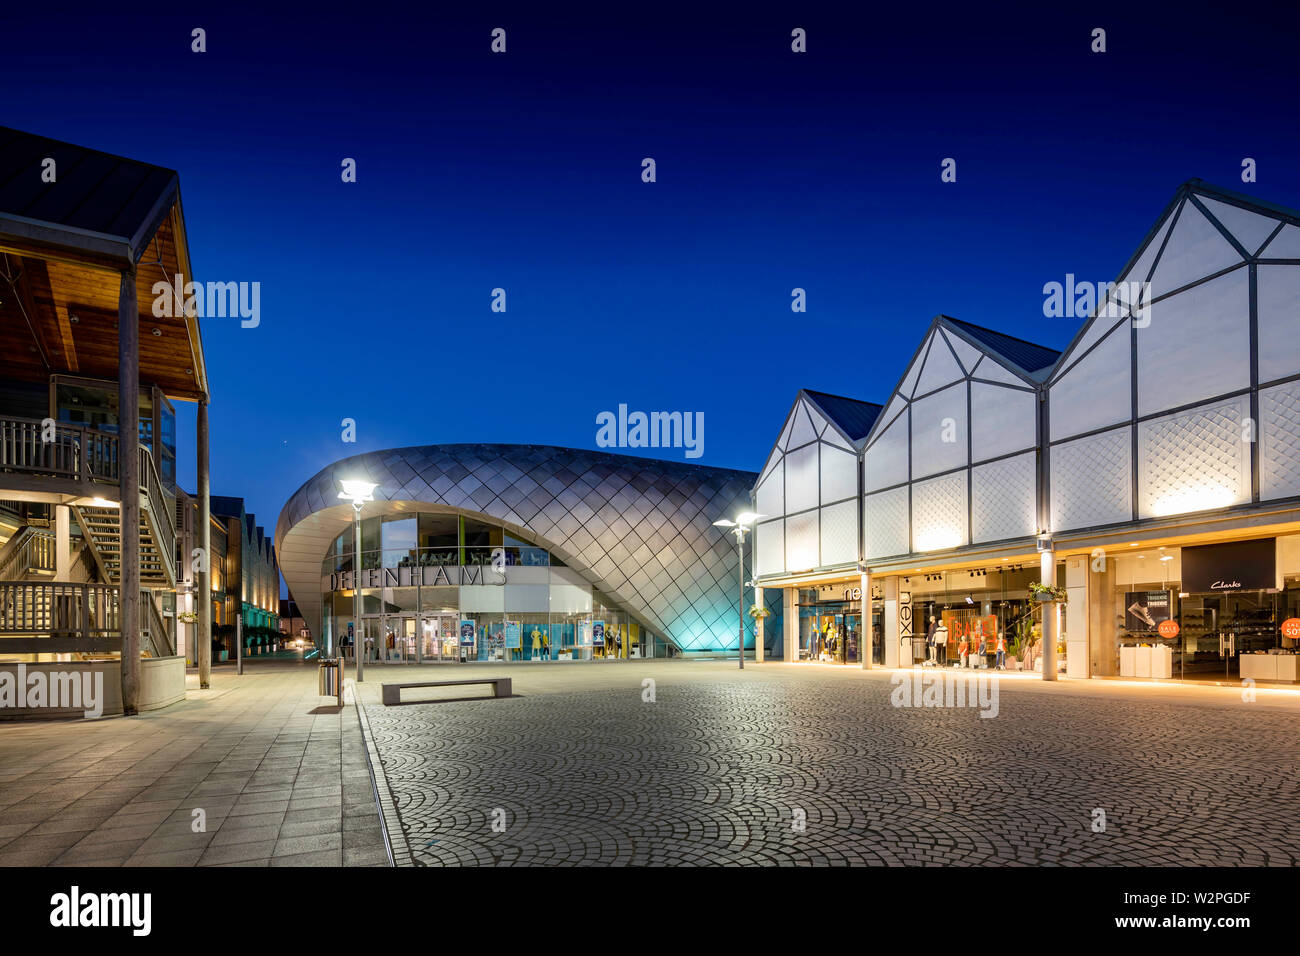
[971,452,1035,544]
[1051,427,1132,531]
[1139,400,1250,518]
[275,444,758,652]
[1262,382,1300,500]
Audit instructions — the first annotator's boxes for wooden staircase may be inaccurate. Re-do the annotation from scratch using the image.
[71,448,176,589]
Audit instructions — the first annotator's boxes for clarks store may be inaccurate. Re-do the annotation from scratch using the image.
[1089,536,1300,683]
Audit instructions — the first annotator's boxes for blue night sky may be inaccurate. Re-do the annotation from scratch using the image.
[8,4,1300,576]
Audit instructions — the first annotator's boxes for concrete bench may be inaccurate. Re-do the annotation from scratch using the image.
[381,677,512,705]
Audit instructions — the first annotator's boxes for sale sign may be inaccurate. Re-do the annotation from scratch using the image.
[1157,619,1180,639]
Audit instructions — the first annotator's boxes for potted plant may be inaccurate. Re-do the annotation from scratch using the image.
[748,604,771,621]
[1007,616,1037,671]
[1028,582,1067,604]
[177,610,198,625]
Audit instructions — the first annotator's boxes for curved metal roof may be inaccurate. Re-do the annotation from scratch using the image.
[275,443,758,652]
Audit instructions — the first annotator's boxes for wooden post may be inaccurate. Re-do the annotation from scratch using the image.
[198,398,212,688]
[118,270,141,715]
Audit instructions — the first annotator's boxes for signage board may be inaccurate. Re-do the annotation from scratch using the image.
[1180,539,1276,594]
[1125,591,1172,633]
[940,610,999,646]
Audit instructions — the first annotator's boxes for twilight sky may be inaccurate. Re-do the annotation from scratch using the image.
[7,3,1300,587]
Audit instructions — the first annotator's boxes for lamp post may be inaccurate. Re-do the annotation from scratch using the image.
[338,479,378,683]
[713,512,764,669]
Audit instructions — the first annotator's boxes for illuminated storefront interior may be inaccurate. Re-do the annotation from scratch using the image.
[753,181,1300,684]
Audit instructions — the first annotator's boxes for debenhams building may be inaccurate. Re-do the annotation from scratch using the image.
[276,180,1300,684]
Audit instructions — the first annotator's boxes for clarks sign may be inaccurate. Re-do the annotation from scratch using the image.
[1180,539,1276,594]
[328,565,499,591]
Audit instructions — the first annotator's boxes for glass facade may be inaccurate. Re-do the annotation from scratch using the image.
[321,512,663,662]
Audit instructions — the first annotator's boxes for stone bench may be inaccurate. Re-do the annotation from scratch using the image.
[381,677,512,705]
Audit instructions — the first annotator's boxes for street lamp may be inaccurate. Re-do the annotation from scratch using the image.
[338,479,377,682]
[713,511,764,669]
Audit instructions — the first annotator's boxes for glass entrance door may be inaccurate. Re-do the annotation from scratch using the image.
[842,612,861,664]
[381,616,416,662]
[362,618,383,664]
[871,603,884,665]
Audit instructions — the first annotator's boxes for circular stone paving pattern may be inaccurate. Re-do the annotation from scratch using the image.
[361,676,1300,866]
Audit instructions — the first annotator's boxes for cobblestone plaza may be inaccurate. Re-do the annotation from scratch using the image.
[356,661,1300,867]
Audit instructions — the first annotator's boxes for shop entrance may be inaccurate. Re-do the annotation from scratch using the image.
[871,601,884,665]
[1178,591,1277,681]
[420,614,461,662]
[362,613,461,662]
[797,592,861,663]
[372,615,416,662]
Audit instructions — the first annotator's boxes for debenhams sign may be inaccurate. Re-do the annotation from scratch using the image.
[328,566,501,590]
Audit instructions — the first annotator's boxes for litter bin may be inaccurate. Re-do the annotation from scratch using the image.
[318,658,342,702]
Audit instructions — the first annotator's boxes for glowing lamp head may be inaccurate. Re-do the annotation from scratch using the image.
[337,479,378,510]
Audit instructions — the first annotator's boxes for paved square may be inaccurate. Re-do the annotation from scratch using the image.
[0,665,387,867]
[357,661,1300,866]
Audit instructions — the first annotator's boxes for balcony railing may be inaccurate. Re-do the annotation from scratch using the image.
[0,416,119,483]
[0,581,120,652]
[0,581,173,656]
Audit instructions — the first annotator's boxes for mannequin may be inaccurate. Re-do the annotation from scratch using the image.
[541,627,550,660]
[934,619,949,665]
[531,625,542,660]
[926,616,938,664]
